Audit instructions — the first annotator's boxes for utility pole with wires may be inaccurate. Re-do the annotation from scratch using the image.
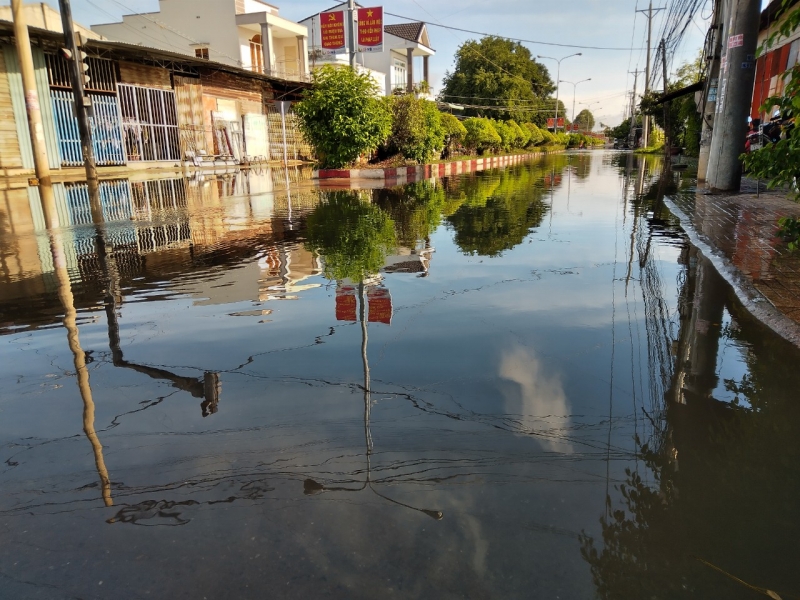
[348,0,357,68]
[58,0,98,196]
[637,1,666,148]
[628,69,643,147]
[697,0,725,181]
[706,0,760,191]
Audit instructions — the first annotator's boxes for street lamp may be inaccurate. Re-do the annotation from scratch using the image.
[559,78,591,131]
[538,53,581,132]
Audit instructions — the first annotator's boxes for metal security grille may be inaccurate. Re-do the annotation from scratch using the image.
[45,54,117,93]
[118,84,181,162]
[51,90,126,166]
[62,180,134,226]
[264,102,313,162]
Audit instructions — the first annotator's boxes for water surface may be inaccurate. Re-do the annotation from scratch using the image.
[1,153,798,599]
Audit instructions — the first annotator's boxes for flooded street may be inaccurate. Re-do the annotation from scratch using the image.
[1,151,799,599]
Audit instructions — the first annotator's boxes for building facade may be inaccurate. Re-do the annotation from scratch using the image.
[0,5,310,179]
[299,2,434,97]
[751,0,800,121]
[92,0,310,83]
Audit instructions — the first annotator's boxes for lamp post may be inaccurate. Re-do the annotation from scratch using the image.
[559,78,591,132]
[578,100,602,133]
[538,53,581,132]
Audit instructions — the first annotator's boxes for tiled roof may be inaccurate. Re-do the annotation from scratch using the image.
[384,22,425,43]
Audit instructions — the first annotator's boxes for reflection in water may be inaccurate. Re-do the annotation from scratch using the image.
[2,153,800,598]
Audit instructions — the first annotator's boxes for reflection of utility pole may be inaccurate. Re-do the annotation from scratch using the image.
[303,280,442,520]
[50,230,113,506]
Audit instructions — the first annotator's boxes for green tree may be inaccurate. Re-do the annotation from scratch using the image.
[524,122,544,146]
[441,36,554,123]
[387,95,446,163]
[575,109,595,132]
[305,191,397,282]
[295,65,392,169]
[463,117,502,154]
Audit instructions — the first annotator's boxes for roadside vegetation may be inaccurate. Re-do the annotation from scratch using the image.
[742,0,800,248]
[296,37,605,170]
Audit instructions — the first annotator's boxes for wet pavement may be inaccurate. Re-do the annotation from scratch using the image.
[1,152,799,599]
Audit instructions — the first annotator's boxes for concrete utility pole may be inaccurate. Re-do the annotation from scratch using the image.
[697,0,725,181]
[706,0,761,191]
[628,69,643,147]
[59,0,98,195]
[637,1,666,148]
[661,39,670,159]
[348,0,357,68]
[10,0,59,226]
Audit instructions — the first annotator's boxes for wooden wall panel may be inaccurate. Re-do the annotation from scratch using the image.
[0,47,23,170]
[118,62,172,89]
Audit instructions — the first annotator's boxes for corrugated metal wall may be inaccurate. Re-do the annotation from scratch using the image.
[2,44,60,170]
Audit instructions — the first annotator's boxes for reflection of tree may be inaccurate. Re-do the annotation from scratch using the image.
[372,181,446,247]
[445,167,548,256]
[305,191,397,282]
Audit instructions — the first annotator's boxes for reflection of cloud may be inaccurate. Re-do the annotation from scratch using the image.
[499,346,573,453]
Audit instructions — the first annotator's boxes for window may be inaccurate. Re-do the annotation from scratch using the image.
[392,58,406,91]
[195,47,209,60]
[250,35,264,73]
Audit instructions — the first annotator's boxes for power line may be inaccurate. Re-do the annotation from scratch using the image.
[385,11,648,51]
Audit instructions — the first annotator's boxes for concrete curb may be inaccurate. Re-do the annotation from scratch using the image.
[312,152,553,186]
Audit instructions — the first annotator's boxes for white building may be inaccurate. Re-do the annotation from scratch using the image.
[299,2,434,97]
[92,0,309,82]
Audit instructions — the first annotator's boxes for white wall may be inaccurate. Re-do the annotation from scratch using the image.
[93,0,243,68]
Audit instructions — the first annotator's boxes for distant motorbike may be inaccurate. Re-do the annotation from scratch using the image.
[746,112,794,153]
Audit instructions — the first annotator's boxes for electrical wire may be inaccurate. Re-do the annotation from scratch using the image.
[384,11,648,51]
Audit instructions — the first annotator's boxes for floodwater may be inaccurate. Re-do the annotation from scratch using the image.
[1,152,799,599]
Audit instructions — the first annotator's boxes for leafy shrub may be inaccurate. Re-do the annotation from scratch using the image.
[511,120,531,148]
[295,65,392,168]
[492,120,514,151]
[440,112,467,154]
[388,95,445,163]
[463,117,501,154]
[524,123,544,146]
[778,216,800,251]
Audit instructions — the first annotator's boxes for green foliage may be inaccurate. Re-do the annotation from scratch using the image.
[372,180,446,246]
[440,112,467,153]
[524,122,544,146]
[512,120,531,147]
[539,128,557,145]
[388,95,445,163]
[574,109,595,132]
[492,120,514,151]
[305,191,397,282]
[295,65,392,169]
[463,117,502,154]
[441,36,554,123]
[743,2,800,198]
[777,216,800,251]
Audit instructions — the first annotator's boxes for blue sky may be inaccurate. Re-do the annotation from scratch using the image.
[7,0,759,126]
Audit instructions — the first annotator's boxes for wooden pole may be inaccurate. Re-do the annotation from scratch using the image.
[10,0,58,227]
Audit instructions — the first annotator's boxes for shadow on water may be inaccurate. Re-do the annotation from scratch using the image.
[1,152,799,598]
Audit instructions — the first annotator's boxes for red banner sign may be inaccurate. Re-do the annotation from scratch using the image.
[357,6,383,52]
[335,284,357,321]
[557,117,565,128]
[367,287,392,325]
[547,118,555,129]
[320,10,346,54]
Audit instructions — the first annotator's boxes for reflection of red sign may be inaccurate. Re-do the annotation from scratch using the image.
[321,10,346,53]
[336,284,357,321]
[357,7,383,52]
[368,287,392,324]
[543,174,563,186]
